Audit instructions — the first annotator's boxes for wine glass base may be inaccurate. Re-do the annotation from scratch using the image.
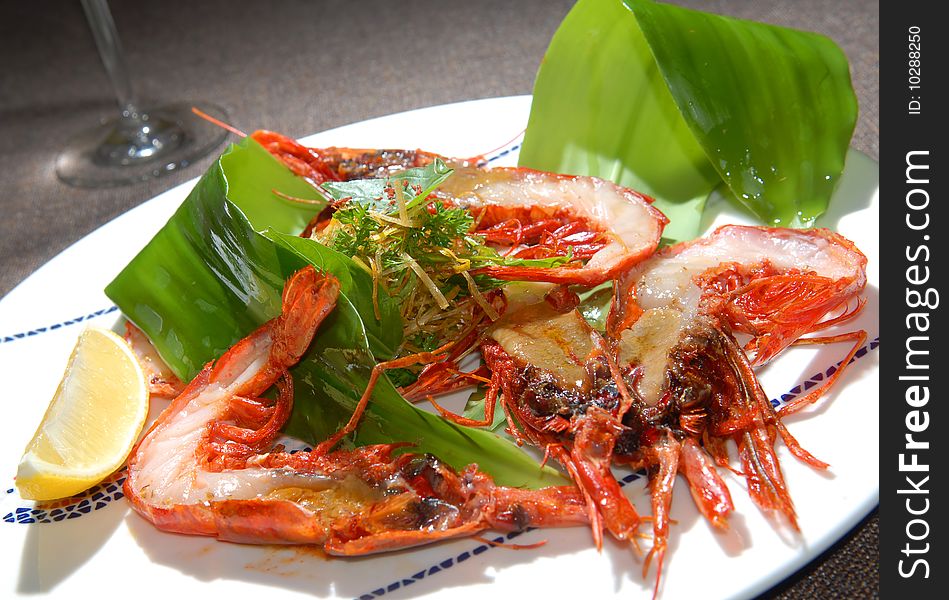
[56,102,231,188]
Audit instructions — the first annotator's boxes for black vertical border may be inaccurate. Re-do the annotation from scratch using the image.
[880,2,945,597]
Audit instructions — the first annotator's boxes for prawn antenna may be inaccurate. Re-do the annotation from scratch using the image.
[470,128,527,166]
[473,535,548,550]
[191,106,247,138]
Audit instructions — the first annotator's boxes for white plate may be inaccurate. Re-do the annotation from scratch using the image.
[0,96,879,600]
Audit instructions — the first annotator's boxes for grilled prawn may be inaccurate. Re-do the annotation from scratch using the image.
[438,166,668,286]
[252,129,668,288]
[124,266,588,552]
[430,225,867,590]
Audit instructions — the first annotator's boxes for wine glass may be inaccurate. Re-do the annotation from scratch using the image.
[55,0,230,188]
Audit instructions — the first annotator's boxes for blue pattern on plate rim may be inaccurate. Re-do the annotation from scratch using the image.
[0,306,119,345]
[4,471,126,524]
[478,143,522,167]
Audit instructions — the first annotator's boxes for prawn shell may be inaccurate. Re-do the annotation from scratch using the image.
[441,166,668,286]
[633,225,867,311]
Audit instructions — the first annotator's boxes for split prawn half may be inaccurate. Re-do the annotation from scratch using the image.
[124,266,589,552]
[435,165,668,286]
[427,225,867,594]
[609,225,868,579]
[225,125,669,289]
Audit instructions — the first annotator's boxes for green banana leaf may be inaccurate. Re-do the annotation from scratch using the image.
[576,282,613,332]
[106,138,565,488]
[462,389,508,434]
[104,138,394,377]
[519,0,857,239]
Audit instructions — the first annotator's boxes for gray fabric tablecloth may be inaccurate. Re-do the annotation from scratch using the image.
[0,1,879,597]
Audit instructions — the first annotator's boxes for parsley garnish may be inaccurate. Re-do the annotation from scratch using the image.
[309,159,572,382]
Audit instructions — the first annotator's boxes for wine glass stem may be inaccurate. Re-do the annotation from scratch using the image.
[80,0,139,120]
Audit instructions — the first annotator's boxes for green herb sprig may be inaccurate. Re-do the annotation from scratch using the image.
[314,159,570,364]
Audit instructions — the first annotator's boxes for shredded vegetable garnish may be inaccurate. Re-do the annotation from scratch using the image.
[403,252,450,310]
[310,159,576,384]
[462,270,500,322]
[309,160,497,375]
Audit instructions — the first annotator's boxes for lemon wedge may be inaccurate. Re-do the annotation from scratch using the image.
[16,327,149,501]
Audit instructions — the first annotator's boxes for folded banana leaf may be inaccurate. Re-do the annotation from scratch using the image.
[519,0,858,240]
[106,138,565,488]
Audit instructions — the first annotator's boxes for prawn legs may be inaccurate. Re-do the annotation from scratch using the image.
[416,225,869,591]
